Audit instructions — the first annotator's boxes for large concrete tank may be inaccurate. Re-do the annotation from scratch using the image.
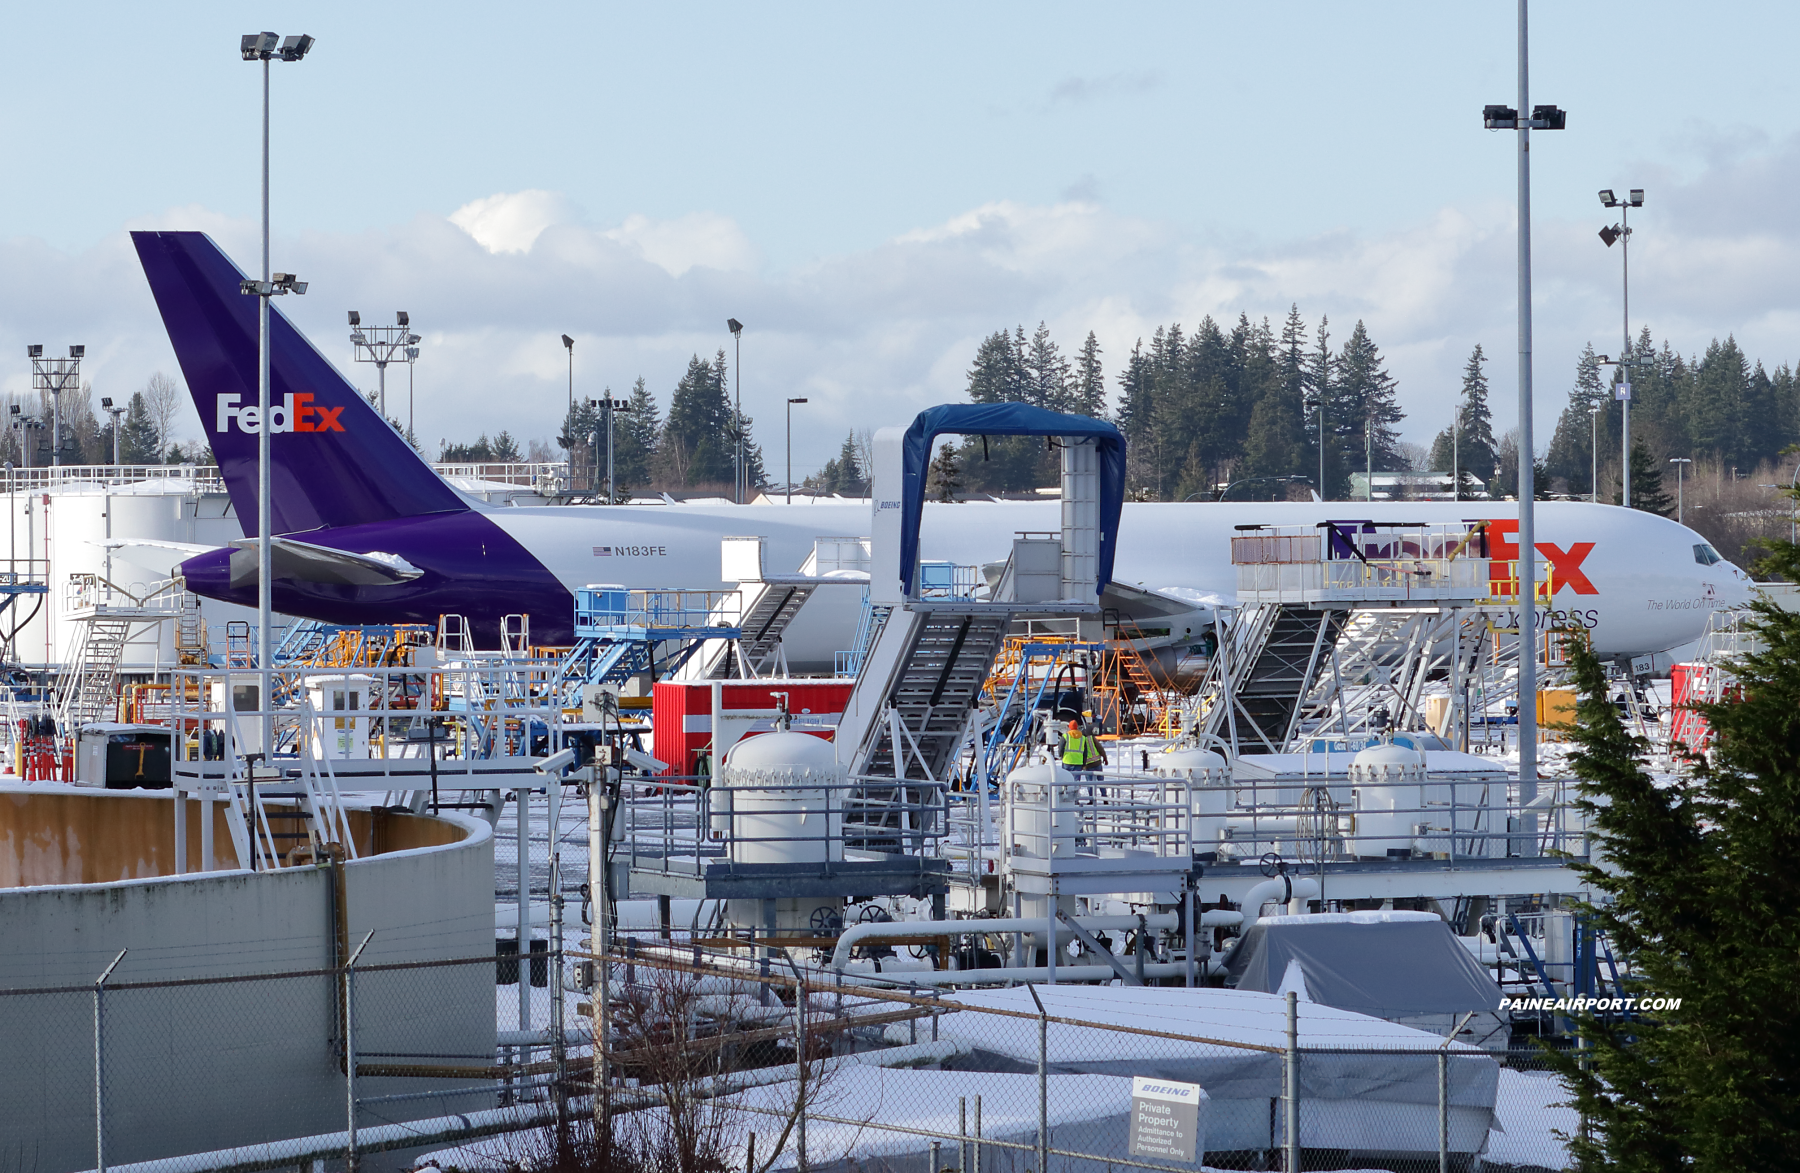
[1349,740,1427,859]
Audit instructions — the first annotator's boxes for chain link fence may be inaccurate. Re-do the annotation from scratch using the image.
[0,939,1578,1173]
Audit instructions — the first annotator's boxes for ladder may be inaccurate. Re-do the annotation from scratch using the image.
[1192,604,1349,753]
[56,615,136,734]
[706,580,815,677]
[175,593,209,666]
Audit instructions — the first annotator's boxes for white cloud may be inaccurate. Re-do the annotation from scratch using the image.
[449,190,578,255]
[602,213,758,277]
[7,138,1800,475]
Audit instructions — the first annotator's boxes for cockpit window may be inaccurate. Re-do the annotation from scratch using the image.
[1694,544,1722,566]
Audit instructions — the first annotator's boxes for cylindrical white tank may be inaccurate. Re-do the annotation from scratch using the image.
[714,731,843,865]
[1349,740,1427,858]
[1005,760,1080,862]
[1152,745,1234,850]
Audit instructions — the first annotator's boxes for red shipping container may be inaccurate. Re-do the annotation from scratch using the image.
[652,679,855,777]
[1669,662,1712,752]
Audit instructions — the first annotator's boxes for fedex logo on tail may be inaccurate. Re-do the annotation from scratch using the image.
[214,393,346,435]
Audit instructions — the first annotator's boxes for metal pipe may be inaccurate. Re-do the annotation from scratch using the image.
[93,949,126,1173]
[828,914,1178,969]
[1285,989,1300,1173]
[343,930,374,1172]
[1026,984,1048,1173]
[257,53,273,762]
[843,960,1201,988]
[1514,0,1540,854]
[1438,1049,1450,1173]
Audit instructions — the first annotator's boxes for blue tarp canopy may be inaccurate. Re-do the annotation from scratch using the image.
[900,404,1126,597]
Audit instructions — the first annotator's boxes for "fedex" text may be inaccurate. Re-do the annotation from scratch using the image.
[214,393,346,435]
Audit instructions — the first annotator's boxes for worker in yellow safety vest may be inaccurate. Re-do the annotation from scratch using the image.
[1060,719,1106,776]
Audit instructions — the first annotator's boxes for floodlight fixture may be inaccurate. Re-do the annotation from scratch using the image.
[405,333,420,345]
[1599,225,1621,247]
[349,331,367,345]
[1629,189,1645,207]
[405,347,420,361]
[100,398,113,409]
[562,334,574,350]
[727,318,744,336]
[1598,189,1618,208]
[1482,103,1563,131]
[69,345,84,358]
[7,406,16,416]
[396,311,409,327]
[278,34,314,62]
[348,310,361,327]
[241,31,279,60]
[26,345,41,358]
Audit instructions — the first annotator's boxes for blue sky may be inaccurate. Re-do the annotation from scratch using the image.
[4,2,1800,472]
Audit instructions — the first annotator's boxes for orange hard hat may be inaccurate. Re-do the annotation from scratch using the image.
[1068,720,1079,730]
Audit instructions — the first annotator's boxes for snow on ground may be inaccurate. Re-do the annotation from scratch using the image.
[1486,1067,1578,1170]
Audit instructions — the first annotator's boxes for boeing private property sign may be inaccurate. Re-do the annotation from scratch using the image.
[1128,1075,1206,1164]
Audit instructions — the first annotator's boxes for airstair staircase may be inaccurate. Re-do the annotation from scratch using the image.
[1193,604,1349,753]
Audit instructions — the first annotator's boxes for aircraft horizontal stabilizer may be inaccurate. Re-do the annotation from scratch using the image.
[228,538,424,588]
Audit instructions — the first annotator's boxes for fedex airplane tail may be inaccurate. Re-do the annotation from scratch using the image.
[131,231,465,536]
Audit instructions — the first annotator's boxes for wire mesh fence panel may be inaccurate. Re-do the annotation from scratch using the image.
[1485,1050,1578,1172]
[0,942,1585,1173]
[0,986,93,1173]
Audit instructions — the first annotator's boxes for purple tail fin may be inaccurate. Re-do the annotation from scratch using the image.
[132,231,466,537]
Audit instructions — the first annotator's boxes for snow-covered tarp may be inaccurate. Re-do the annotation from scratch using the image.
[1226,911,1503,1017]
[930,984,1497,1160]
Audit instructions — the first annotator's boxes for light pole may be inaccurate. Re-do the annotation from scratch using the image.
[1364,417,1373,500]
[561,334,575,489]
[785,397,808,504]
[727,319,745,503]
[1452,391,1460,501]
[1484,2,1566,850]
[587,394,630,502]
[405,344,419,443]
[240,29,313,759]
[1317,398,1326,501]
[348,310,418,423]
[1669,457,1691,524]
[28,345,83,466]
[101,398,125,465]
[1590,402,1603,503]
[8,406,39,470]
[1599,188,1644,507]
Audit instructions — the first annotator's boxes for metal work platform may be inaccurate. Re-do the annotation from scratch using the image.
[557,586,742,698]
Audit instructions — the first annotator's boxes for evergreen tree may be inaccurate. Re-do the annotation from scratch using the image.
[612,376,661,496]
[808,432,868,496]
[1241,310,1309,487]
[1546,343,1612,497]
[1303,316,1342,497]
[1616,441,1673,516]
[662,353,737,487]
[1333,320,1404,475]
[1550,590,1800,1168]
[960,326,1051,491]
[966,330,1025,405]
[1427,344,1499,497]
[1072,331,1105,418]
[1023,321,1071,411]
[119,392,160,463]
[928,443,961,502]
